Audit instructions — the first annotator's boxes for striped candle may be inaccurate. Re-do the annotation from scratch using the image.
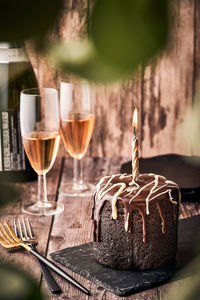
[132,109,139,181]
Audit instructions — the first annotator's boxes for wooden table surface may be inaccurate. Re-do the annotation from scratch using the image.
[1,157,200,300]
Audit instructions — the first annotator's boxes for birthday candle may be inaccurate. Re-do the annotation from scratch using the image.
[132,108,139,182]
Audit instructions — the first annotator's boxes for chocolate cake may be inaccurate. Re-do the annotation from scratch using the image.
[92,173,180,270]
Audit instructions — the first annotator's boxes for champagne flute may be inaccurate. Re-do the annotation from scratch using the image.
[20,88,64,216]
[60,81,95,197]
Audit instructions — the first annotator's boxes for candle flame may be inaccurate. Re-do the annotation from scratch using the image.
[132,108,138,130]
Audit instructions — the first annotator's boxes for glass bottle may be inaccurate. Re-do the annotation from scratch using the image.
[0,42,38,181]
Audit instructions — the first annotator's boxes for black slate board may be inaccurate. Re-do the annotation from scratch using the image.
[120,154,200,201]
[50,215,200,297]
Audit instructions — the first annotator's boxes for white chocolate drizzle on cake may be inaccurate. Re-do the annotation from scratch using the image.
[92,173,180,243]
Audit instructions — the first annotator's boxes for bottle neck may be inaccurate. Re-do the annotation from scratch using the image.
[0,41,24,49]
[0,42,28,63]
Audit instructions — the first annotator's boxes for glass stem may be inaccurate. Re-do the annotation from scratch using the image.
[73,159,84,186]
[38,174,48,204]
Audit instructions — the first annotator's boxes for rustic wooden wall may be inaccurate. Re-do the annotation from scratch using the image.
[28,0,200,158]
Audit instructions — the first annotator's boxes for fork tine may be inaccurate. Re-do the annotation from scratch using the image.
[0,220,19,248]
[0,232,12,248]
[22,218,29,239]
[0,219,31,251]
[0,235,8,247]
[14,219,19,238]
[0,224,9,244]
[0,220,89,295]
[17,218,25,241]
[4,219,21,243]
[26,218,35,239]
[0,221,14,244]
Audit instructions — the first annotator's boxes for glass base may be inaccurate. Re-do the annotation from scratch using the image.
[60,182,95,197]
[22,201,64,216]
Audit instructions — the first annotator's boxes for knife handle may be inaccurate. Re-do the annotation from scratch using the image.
[31,245,61,294]
[30,248,90,295]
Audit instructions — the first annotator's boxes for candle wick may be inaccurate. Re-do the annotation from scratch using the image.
[133,126,136,136]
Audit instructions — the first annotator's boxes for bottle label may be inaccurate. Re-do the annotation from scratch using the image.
[0,110,26,171]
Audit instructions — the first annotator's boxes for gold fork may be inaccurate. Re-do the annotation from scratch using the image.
[0,219,30,251]
[14,218,61,294]
[0,219,90,296]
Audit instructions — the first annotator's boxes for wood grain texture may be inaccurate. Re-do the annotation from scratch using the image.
[191,0,200,156]
[28,0,88,89]
[0,157,62,295]
[1,157,200,299]
[44,157,200,299]
[158,277,196,300]
[26,0,200,158]
[44,157,158,300]
[89,77,142,159]
[140,0,194,157]
[193,0,200,94]
[89,0,195,158]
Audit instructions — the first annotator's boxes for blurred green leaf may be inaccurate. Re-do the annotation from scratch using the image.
[0,0,63,42]
[0,0,169,82]
[49,40,132,83]
[177,89,200,154]
[0,182,18,208]
[0,263,43,300]
[91,0,168,70]
[49,0,169,83]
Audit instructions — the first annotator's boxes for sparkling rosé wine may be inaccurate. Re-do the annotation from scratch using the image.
[60,112,95,160]
[23,131,60,175]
